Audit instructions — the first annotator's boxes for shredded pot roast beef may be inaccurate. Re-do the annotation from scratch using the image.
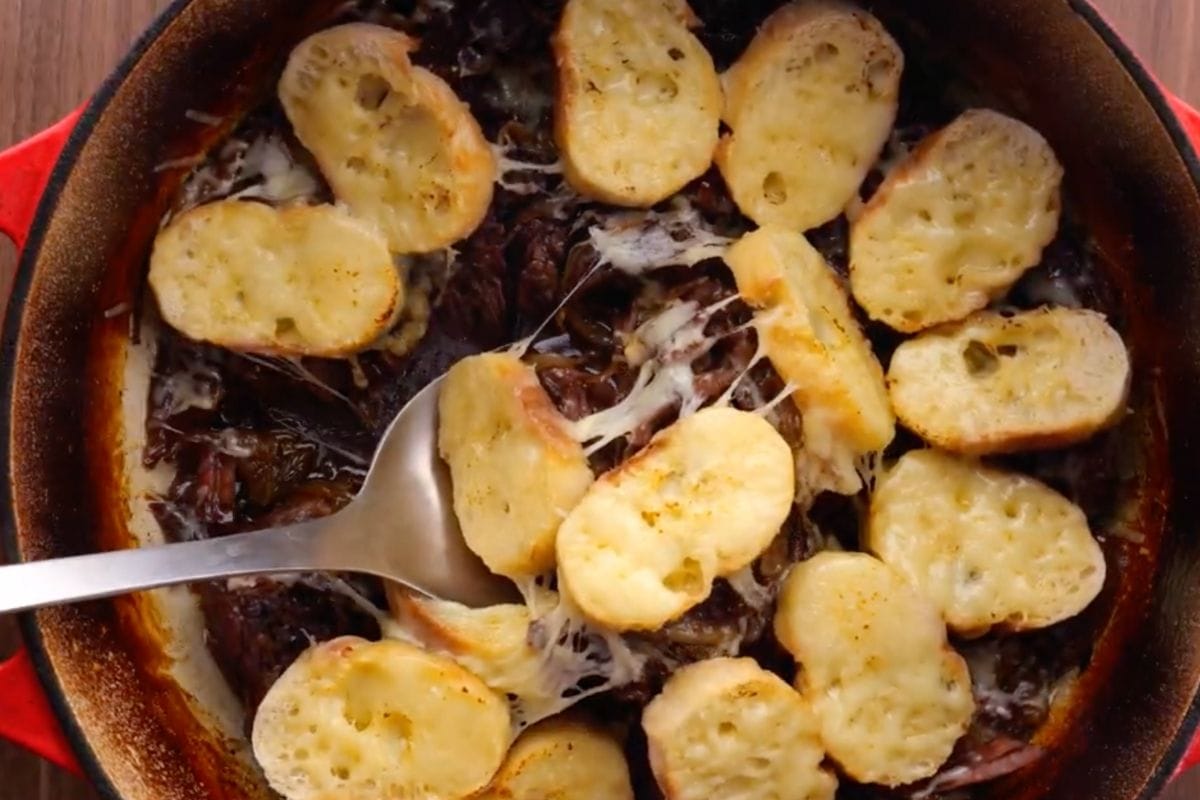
[143,1,1129,797]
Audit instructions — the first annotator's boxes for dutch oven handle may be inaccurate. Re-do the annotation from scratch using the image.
[0,108,85,776]
[1165,94,1200,783]
[0,109,81,249]
[1168,94,1200,154]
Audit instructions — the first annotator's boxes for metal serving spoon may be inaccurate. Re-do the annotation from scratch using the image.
[0,376,518,614]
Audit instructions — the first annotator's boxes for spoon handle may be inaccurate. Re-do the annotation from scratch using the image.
[0,520,337,614]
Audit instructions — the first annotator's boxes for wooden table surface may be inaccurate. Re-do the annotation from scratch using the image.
[0,1,1198,798]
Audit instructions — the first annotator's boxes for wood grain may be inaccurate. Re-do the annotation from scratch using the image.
[0,1,1196,799]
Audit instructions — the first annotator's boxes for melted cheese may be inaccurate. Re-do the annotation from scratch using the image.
[723,564,773,612]
[123,326,255,763]
[567,297,734,454]
[960,640,1050,725]
[380,578,647,733]
[518,591,648,727]
[586,198,732,276]
[509,255,610,359]
[152,360,221,416]
[233,352,355,406]
[175,132,321,218]
[492,140,566,196]
[513,202,736,416]
[235,134,322,204]
[370,255,439,359]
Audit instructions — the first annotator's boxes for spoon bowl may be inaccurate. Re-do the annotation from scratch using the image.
[0,373,518,614]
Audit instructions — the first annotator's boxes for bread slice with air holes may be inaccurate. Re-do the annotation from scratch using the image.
[149,199,401,357]
[641,657,836,800]
[725,225,894,496]
[867,449,1107,636]
[715,1,903,231]
[387,586,643,730]
[553,0,722,207]
[251,636,511,800]
[774,552,975,787]
[886,307,1130,455]
[476,718,635,800]
[439,353,595,580]
[849,109,1064,332]
[556,407,795,632]
[387,588,542,697]
[279,23,495,254]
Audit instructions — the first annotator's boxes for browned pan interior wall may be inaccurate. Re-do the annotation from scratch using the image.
[9,1,349,797]
[6,1,1200,799]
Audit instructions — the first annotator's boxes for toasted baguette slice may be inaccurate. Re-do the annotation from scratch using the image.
[279,23,495,254]
[387,589,542,696]
[867,449,1106,635]
[553,0,721,207]
[726,226,894,494]
[775,553,974,787]
[850,109,1064,331]
[557,407,794,631]
[715,1,902,230]
[149,200,400,356]
[251,637,511,800]
[387,588,642,729]
[887,307,1130,454]
[477,718,635,800]
[387,588,562,714]
[439,353,595,579]
[642,657,836,800]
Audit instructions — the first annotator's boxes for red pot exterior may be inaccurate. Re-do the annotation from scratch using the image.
[1170,96,1200,148]
[0,110,82,251]
[0,109,84,776]
[2,2,1200,799]
[0,649,79,774]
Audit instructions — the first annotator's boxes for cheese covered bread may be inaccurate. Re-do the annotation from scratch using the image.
[251,636,511,800]
[477,718,635,800]
[725,226,894,494]
[850,109,1064,332]
[716,1,902,230]
[557,407,794,631]
[775,553,974,786]
[887,307,1130,454]
[439,353,595,579]
[149,200,400,356]
[553,0,721,207]
[867,449,1106,635]
[387,587,643,729]
[388,589,542,699]
[279,23,495,254]
[642,657,836,800]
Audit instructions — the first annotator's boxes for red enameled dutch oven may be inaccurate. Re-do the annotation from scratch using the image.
[3,1,1200,798]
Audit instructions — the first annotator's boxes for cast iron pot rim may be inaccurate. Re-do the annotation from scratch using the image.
[0,4,197,797]
[2,1,1198,798]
